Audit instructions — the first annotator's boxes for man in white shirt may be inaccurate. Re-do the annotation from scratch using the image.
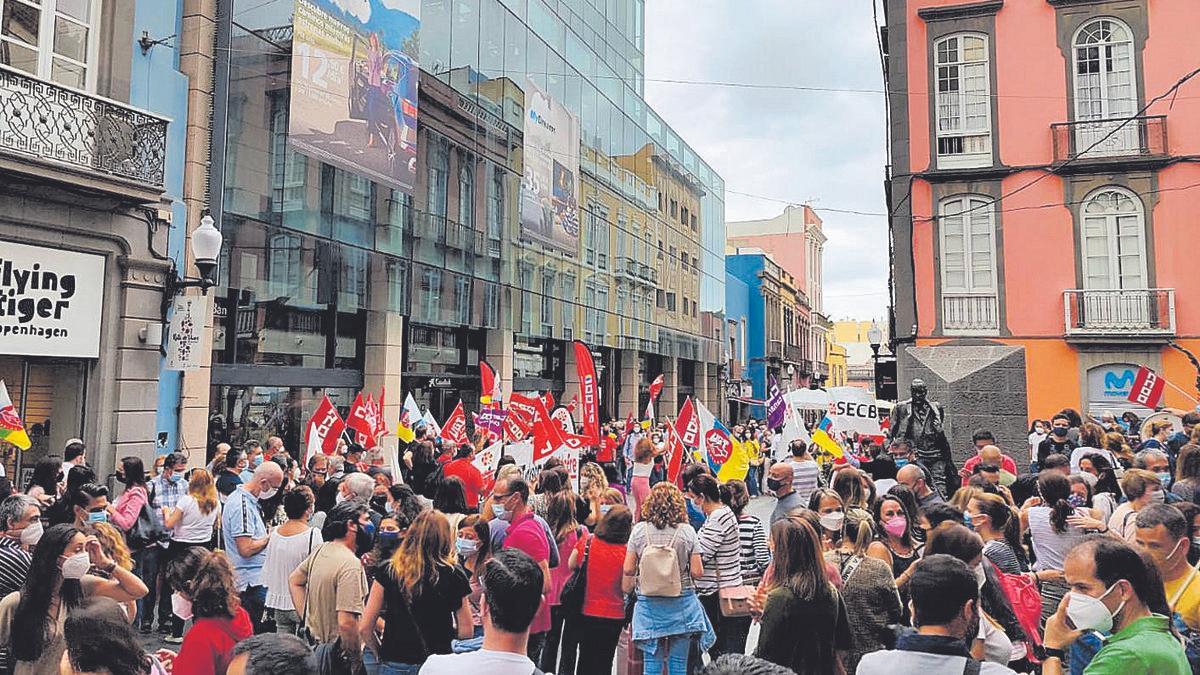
[420,548,544,675]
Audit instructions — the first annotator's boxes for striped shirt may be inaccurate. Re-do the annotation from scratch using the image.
[0,537,31,671]
[982,538,1026,575]
[791,459,820,504]
[696,505,743,594]
[736,514,771,586]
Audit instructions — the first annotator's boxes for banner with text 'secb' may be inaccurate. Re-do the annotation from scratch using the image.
[289,0,420,195]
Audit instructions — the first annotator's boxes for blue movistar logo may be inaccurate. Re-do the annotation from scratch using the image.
[1105,371,1136,390]
[529,109,556,134]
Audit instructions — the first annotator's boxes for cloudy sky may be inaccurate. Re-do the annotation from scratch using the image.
[644,1,890,320]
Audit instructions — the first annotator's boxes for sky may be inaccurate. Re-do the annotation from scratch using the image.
[644,1,890,321]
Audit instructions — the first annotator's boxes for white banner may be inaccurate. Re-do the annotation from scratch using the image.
[164,296,207,371]
[0,240,105,358]
[827,386,883,435]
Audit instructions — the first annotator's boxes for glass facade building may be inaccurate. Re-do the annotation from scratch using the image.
[207,0,725,451]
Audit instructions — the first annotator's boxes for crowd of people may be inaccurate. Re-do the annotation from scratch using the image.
[0,408,1197,675]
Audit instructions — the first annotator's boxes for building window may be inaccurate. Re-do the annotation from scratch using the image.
[541,269,555,334]
[421,267,442,322]
[271,108,306,212]
[486,165,504,242]
[1080,187,1147,291]
[458,160,475,228]
[934,33,992,169]
[1073,18,1139,156]
[427,139,449,217]
[0,0,97,89]
[267,233,302,298]
[666,292,676,312]
[669,199,678,218]
[519,264,533,334]
[939,195,999,334]
[454,273,471,325]
[335,173,372,221]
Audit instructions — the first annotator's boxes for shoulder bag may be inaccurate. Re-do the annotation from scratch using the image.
[128,484,169,550]
[560,534,591,616]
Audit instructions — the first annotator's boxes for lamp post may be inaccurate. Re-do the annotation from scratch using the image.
[867,321,883,395]
[166,210,223,297]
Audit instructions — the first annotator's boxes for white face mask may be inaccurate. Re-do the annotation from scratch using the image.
[258,483,278,501]
[171,592,194,621]
[819,511,845,532]
[60,552,91,580]
[335,492,348,505]
[1066,584,1125,634]
[18,520,43,546]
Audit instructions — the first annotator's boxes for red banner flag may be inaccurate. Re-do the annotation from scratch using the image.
[1128,366,1167,408]
[372,389,388,439]
[541,391,556,411]
[480,360,499,405]
[346,393,378,447]
[649,374,664,402]
[532,412,568,462]
[441,401,469,446]
[624,412,636,435]
[675,397,700,446]
[508,393,542,421]
[665,424,686,484]
[502,409,532,442]
[305,395,346,456]
[573,341,601,444]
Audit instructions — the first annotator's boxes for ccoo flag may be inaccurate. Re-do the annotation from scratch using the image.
[573,341,601,443]
[694,399,734,474]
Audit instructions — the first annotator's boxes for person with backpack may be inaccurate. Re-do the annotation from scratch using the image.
[622,482,712,675]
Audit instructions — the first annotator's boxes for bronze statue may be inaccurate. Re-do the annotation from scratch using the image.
[888,379,956,496]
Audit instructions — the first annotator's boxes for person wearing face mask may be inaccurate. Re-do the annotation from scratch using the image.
[222,461,284,634]
[1105,469,1165,543]
[725,481,770,588]
[767,463,804,526]
[0,524,148,675]
[690,474,750,660]
[0,496,37,674]
[70,483,110,529]
[216,446,246,500]
[1133,448,1175,496]
[167,547,254,675]
[857,554,1019,674]
[867,495,921,624]
[1135,504,1200,635]
[825,509,901,673]
[1041,536,1189,675]
[540,493,583,674]
[288,500,370,671]
[240,441,263,484]
[453,515,493,655]
[808,489,846,549]
[489,476,554,660]
[1038,415,1078,470]
[261,487,321,640]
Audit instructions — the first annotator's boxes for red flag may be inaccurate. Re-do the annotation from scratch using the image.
[441,401,469,446]
[566,395,579,414]
[345,393,378,447]
[305,395,346,455]
[532,413,567,462]
[675,397,700,446]
[1128,366,1167,408]
[502,408,532,442]
[480,360,500,405]
[665,425,686,484]
[508,393,542,422]
[372,388,388,439]
[624,412,636,435]
[573,341,601,443]
[541,391,556,411]
[648,374,664,402]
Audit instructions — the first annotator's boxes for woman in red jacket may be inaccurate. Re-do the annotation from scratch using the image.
[166,548,253,675]
[567,505,633,675]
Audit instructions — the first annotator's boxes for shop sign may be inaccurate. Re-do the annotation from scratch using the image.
[1087,363,1152,411]
[430,376,453,388]
[0,240,105,358]
[165,296,206,371]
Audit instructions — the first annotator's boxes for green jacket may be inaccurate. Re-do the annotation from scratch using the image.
[1085,615,1190,675]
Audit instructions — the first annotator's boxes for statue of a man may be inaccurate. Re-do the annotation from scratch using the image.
[888,379,956,496]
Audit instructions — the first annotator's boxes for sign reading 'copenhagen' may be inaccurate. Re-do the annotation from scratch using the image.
[0,240,105,358]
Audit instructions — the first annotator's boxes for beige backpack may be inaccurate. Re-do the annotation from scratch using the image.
[638,527,683,597]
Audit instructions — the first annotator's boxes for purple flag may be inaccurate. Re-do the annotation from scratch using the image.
[477,407,509,436]
[766,375,786,429]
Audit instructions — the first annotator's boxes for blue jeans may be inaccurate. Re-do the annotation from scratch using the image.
[641,634,693,675]
[378,664,421,675]
[131,546,162,627]
[746,465,761,496]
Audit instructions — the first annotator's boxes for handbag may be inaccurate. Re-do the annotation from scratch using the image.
[128,485,169,550]
[718,585,755,617]
[560,534,591,615]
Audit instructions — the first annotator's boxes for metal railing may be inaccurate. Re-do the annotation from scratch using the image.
[1051,115,1167,163]
[1064,288,1176,335]
[0,65,168,189]
[942,294,999,334]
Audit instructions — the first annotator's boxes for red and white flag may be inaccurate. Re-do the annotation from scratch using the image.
[440,401,469,446]
[675,397,700,446]
[1128,366,1167,408]
[664,424,686,484]
[473,439,503,494]
[346,393,379,447]
[646,374,665,420]
[573,341,601,443]
[305,395,346,457]
[480,360,502,406]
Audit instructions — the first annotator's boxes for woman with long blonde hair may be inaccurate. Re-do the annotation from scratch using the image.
[162,469,222,641]
[359,510,473,671]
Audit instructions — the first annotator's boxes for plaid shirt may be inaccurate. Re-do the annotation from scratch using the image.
[150,472,186,510]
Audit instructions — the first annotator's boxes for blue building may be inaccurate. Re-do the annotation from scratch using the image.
[726,252,786,421]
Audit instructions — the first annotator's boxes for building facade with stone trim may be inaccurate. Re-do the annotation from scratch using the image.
[883,0,1200,454]
[0,0,195,479]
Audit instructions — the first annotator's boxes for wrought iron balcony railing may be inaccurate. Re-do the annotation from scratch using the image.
[1051,115,1167,163]
[1063,288,1176,336]
[0,65,168,192]
[943,293,999,335]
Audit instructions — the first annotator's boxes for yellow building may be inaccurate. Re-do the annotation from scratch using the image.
[827,342,848,387]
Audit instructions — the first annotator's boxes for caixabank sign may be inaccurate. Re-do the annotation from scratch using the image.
[0,240,105,358]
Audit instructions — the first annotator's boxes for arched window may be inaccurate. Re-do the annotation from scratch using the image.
[939,195,998,333]
[1073,18,1139,155]
[426,138,449,217]
[1080,187,1146,291]
[934,33,992,168]
[458,159,475,228]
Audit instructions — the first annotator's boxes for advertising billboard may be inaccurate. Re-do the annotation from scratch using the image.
[289,0,420,195]
[520,78,581,253]
[0,240,105,359]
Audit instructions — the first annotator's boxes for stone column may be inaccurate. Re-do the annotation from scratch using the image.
[175,0,217,468]
[486,330,514,403]
[363,258,405,459]
[660,356,678,419]
[620,349,640,418]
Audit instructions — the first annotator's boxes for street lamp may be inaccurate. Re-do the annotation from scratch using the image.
[867,321,882,394]
[166,210,223,297]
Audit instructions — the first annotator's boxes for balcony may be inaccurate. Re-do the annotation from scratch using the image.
[784,344,804,364]
[1064,288,1175,341]
[0,66,168,201]
[942,294,999,335]
[1051,115,1168,167]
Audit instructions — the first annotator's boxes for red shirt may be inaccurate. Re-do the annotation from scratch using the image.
[574,534,627,619]
[503,513,551,633]
[959,453,1018,486]
[173,607,254,675]
[443,457,485,508]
